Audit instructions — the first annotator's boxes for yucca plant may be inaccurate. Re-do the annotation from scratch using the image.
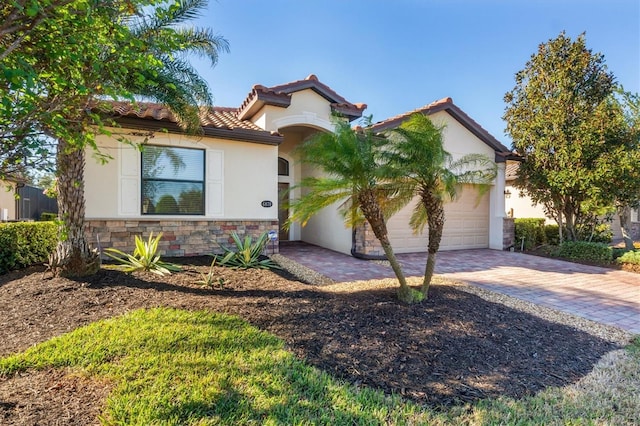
[217,232,280,270]
[105,232,181,276]
[196,256,225,288]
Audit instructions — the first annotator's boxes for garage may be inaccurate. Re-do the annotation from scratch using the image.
[386,184,490,253]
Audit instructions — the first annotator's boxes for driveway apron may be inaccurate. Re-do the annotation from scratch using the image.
[279,243,640,334]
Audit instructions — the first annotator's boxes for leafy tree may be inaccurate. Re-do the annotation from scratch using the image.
[2,0,228,275]
[289,118,421,303]
[606,89,640,250]
[504,32,620,242]
[386,114,496,297]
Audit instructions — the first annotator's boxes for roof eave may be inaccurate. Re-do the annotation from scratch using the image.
[113,117,283,146]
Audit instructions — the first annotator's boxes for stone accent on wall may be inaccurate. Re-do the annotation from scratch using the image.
[85,219,279,257]
[503,218,515,250]
[353,222,384,256]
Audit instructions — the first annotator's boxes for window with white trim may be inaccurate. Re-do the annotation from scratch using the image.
[141,145,205,215]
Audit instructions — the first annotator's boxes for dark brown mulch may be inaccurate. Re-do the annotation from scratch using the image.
[0,259,620,424]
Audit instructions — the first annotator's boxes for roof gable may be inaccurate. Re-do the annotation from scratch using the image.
[237,74,366,122]
[370,98,512,161]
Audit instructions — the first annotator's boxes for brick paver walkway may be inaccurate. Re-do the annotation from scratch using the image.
[279,242,640,334]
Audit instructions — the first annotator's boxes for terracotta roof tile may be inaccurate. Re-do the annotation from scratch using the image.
[109,102,266,132]
[237,74,366,121]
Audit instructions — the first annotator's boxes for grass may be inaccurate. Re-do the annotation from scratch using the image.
[1,308,639,425]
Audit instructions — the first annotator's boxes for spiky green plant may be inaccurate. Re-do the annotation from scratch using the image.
[217,232,280,270]
[105,232,181,276]
[196,256,225,288]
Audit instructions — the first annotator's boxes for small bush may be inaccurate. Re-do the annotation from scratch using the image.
[617,250,640,266]
[0,222,57,274]
[514,218,546,250]
[555,241,613,263]
[105,232,181,276]
[544,224,560,246]
[218,232,281,270]
[576,223,613,244]
[40,212,58,221]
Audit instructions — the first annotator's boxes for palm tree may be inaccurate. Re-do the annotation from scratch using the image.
[52,0,228,276]
[387,114,496,297]
[288,118,422,303]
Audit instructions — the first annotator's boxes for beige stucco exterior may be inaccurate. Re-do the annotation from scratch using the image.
[83,76,512,255]
[85,131,278,221]
[0,181,16,221]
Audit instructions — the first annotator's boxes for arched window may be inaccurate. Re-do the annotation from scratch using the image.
[278,157,289,176]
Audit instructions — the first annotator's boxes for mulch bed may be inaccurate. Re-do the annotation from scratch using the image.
[0,258,621,424]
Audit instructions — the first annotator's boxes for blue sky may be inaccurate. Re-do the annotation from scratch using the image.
[194,0,639,147]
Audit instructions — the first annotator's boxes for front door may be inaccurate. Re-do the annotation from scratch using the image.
[278,182,290,241]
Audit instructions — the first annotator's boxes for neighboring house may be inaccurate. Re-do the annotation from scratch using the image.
[15,184,58,221]
[0,180,16,221]
[504,162,640,240]
[84,75,513,256]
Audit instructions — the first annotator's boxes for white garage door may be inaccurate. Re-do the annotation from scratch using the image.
[386,184,490,253]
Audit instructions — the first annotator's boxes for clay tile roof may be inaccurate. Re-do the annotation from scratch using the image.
[370,97,511,156]
[237,74,366,121]
[105,101,282,145]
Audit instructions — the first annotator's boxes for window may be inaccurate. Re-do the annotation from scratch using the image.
[278,157,289,176]
[141,145,205,215]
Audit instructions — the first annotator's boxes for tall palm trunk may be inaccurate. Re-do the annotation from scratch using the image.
[358,190,413,302]
[421,190,445,297]
[54,138,99,276]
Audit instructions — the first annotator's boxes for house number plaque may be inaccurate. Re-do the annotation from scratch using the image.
[261,200,273,208]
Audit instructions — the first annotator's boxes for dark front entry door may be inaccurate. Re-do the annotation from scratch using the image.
[278,182,289,241]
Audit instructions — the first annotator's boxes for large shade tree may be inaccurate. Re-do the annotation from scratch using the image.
[604,89,640,250]
[503,32,622,242]
[288,118,422,303]
[1,0,228,275]
[387,114,496,297]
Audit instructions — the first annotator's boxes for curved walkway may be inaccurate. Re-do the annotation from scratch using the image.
[279,243,640,334]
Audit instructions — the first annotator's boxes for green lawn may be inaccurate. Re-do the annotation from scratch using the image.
[1,308,638,425]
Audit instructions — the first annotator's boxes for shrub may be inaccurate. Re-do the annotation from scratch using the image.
[40,212,58,221]
[575,223,613,244]
[544,224,560,246]
[514,218,546,250]
[105,232,181,276]
[196,257,225,288]
[617,250,640,266]
[218,232,281,270]
[0,222,57,274]
[554,241,613,263]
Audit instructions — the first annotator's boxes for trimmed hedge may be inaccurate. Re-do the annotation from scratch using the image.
[514,218,546,250]
[0,222,57,274]
[554,241,613,264]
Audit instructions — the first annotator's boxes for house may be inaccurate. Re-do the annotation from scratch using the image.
[0,180,16,221]
[504,162,640,240]
[84,75,513,256]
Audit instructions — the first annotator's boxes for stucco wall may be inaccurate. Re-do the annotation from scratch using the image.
[0,181,15,221]
[298,162,352,255]
[85,131,279,221]
[260,90,334,133]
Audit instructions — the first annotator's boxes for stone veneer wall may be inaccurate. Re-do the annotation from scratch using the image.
[503,218,515,250]
[85,220,279,257]
[353,222,384,256]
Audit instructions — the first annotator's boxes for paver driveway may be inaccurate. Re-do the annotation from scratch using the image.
[279,243,640,334]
